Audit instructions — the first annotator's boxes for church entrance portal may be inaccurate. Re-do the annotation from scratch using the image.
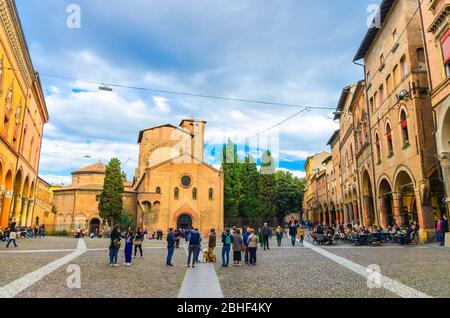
[177,214,193,230]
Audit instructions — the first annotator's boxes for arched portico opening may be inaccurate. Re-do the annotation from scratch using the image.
[362,170,375,226]
[378,178,394,227]
[393,170,416,226]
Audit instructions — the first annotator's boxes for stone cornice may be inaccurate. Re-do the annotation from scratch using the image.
[0,0,35,87]
[428,3,450,35]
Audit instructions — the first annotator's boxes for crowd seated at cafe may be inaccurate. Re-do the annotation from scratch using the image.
[309,221,420,246]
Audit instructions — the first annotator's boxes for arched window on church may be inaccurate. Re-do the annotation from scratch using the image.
[192,188,197,200]
[209,188,214,200]
[156,187,161,194]
[174,187,179,199]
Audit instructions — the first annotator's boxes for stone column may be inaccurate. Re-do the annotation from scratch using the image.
[12,195,22,221]
[363,196,373,226]
[415,180,436,243]
[344,204,351,224]
[0,187,4,218]
[352,201,358,224]
[0,190,13,227]
[377,197,388,228]
[0,187,6,219]
[392,192,404,226]
[439,154,450,214]
[20,199,29,227]
[26,200,35,227]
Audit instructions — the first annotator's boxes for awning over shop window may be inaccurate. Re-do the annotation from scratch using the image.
[441,29,450,65]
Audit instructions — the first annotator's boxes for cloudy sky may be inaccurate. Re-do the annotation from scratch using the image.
[16,0,380,185]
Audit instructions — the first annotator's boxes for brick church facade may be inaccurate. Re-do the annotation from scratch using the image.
[52,119,224,236]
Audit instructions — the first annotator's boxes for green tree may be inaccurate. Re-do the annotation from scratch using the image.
[274,171,304,225]
[98,158,124,226]
[222,140,244,219]
[239,156,259,218]
[119,212,134,231]
[258,151,277,219]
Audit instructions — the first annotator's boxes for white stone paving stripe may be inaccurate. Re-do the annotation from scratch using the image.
[0,246,166,254]
[0,239,87,298]
[0,249,76,254]
[178,244,224,298]
[304,242,432,298]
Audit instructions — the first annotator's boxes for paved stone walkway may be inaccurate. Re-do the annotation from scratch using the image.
[0,238,87,298]
[178,245,224,298]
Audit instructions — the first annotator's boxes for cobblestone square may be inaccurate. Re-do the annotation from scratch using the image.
[1,237,448,298]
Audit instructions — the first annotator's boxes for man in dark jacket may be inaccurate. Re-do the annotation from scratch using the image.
[261,223,271,250]
[166,228,175,266]
[289,223,297,246]
[187,228,200,268]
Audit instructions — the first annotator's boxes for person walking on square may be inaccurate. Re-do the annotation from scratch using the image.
[221,229,233,267]
[208,229,217,262]
[133,229,144,258]
[297,225,305,245]
[195,231,203,262]
[174,229,181,249]
[242,227,250,264]
[276,226,283,247]
[6,228,18,248]
[289,223,297,246]
[6,219,18,248]
[39,224,45,238]
[124,231,133,266]
[186,228,200,268]
[257,228,264,247]
[166,228,175,266]
[232,229,243,266]
[247,229,259,266]
[262,223,271,250]
[109,225,121,267]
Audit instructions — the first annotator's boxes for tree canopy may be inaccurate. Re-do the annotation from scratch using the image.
[221,141,305,225]
[98,158,125,226]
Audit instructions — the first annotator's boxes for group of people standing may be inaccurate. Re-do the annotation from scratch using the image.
[108,226,146,267]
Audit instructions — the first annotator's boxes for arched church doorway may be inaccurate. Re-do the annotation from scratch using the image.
[90,218,101,235]
[177,214,193,230]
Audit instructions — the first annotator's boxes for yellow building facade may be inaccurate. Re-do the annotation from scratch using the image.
[52,163,136,234]
[33,177,56,232]
[0,0,48,229]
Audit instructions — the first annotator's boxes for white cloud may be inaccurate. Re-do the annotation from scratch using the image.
[153,96,171,112]
[39,175,72,186]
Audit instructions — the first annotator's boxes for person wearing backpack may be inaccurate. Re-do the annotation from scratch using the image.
[221,229,233,267]
[261,223,271,250]
[109,225,121,267]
